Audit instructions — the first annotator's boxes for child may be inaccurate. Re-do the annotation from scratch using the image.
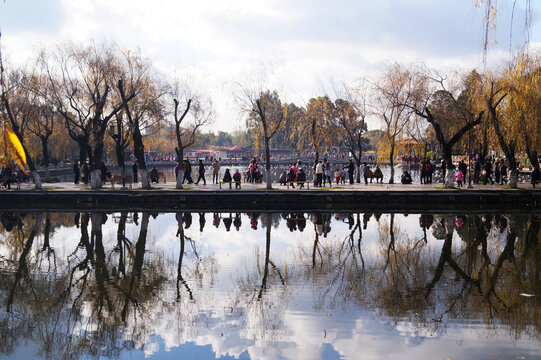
[456,169,464,187]
[340,168,346,184]
[334,169,340,184]
[279,171,287,186]
[233,169,242,189]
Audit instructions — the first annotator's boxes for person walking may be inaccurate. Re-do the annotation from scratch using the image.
[494,159,501,184]
[73,160,80,184]
[456,169,464,187]
[440,159,446,184]
[100,162,108,182]
[183,159,193,184]
[500,160,508,185]
[323,159,332,187]
[315,161,323,187]
[458,159,467,181]
[347,158,355,184]
[425,159,433,184]
[195,159,206,185]
[132,160,138,183]
[212,159,220,184]
[484,159,494,185]
[82,162,90,184]
[531,166,540,188]
[249,160,258,184]
[473,158,480,184]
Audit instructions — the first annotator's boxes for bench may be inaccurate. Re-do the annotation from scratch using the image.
[286,180,309,189]
[111,174,133,189]
[220,180,241,189]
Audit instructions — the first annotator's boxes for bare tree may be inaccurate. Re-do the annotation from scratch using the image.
[170,81,212,189]
[238,88,285,189]
[51,43,134,189]
[24,71,56,182]
[410,70,484,187]
[1,68,43,188]
[331,81,369,183]
[117,50,165,189]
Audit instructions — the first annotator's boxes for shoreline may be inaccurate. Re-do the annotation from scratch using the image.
[4,184,540,212]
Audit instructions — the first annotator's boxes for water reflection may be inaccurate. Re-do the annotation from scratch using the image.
[0,211,539,359]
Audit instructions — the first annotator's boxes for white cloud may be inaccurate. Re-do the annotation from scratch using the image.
[1,0,540,133]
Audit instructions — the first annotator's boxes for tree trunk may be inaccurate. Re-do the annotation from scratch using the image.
[91,169,102,189]
[91,138,105,190]
[258,213,272,299]
[31,170,42,190]
[40,137,50,182]
[508,168,518,188]
[355,158,361,183]
[176,168,184,189]
[176,148,184,189]
[441,145,455,188]
[75,136,91,164]
[140,168,150,189]
[388,144,395,184]
[265,136,272,189]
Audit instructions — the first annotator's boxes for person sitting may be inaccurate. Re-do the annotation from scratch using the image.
[149,167,159,183]
[401,171,412,184]
[374,165,383,181]
[1,165,13,190]
[233,169,242,189]
[287,168,296,188]
[222,168,232,182]
[222,168,232,188]
[297,168,307,188]
[279,171,287,186]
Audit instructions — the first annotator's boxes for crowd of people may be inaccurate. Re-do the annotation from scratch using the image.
[0,161,25,189]
[54,154,541,190]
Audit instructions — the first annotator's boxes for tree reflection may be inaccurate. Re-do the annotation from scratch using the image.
[0,211,539,359]
[176,212,194,301]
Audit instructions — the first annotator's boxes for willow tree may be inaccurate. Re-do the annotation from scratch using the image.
[117,50,165,190]
[301,96,334,165]
[240,88,285,189]
[373,64,422,184]
[331,97,365,182]
[485,54,539,189]
[272,102,305,150]
[509,53,541,168]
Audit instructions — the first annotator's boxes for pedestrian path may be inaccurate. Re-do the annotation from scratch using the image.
[10,180,538,192]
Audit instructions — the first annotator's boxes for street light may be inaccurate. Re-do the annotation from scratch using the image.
[466,135,472,189]
[109,120,127,189]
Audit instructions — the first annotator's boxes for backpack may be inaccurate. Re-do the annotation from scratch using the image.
[425,163,432,173]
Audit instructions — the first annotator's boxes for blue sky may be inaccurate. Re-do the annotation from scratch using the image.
[1,0,540,132]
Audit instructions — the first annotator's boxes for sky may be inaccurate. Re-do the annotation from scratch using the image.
[0,0,540,132]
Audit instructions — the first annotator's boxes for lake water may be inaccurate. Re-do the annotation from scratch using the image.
[0,211,539,360]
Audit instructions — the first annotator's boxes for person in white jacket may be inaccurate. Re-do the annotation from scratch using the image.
[315,161,323,187]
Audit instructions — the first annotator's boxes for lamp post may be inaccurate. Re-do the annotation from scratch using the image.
[467,128,473,189]
[109,121,126,190]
